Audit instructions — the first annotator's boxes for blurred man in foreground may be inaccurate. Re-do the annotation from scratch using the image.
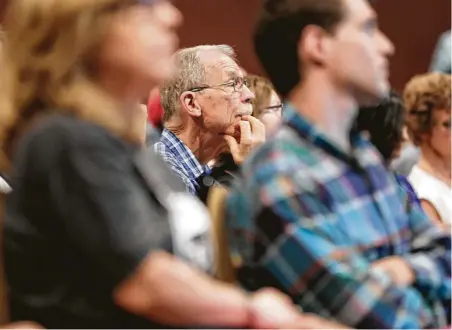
[225,0,451,328]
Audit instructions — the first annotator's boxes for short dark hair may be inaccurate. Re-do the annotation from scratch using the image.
[254,0,345,98]
[355,91,405,162]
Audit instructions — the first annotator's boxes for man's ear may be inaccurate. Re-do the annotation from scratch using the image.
[298,24,331,67]
[180,91,202,118]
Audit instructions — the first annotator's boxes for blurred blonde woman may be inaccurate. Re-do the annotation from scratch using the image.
[0,0,322,329]
[404,73,451,228]
[0,32,10,194]
[248,74,283,135]
[0,0,332,329]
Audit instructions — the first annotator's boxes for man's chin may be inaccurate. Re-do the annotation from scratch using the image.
[358,86,389,107]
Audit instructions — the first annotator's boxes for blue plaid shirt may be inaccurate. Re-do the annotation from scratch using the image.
[154,129,210,195]
[225,103,451,329]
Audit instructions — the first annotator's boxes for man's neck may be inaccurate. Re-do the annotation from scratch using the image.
[287,76,358,153]
[166,119,226,165]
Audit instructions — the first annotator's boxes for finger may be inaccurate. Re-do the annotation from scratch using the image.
[239,120,252,147]
[242,115,266,139]
[250,290,302,329]
[3,322,44,329]
[252,288,292,304]
[224,122,240,137]
[224,135,239,156]
[300,314,350,329]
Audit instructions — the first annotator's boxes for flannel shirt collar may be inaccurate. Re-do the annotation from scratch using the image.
[159,128,210,182]
[282,102,368,163]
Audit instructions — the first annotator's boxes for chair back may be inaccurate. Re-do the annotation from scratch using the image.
[0,193,9,324]
[207,186,236,283]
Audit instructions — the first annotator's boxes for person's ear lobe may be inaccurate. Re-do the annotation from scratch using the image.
[180,91,202,117]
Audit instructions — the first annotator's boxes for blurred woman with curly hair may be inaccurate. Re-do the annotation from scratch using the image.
[404,73,451,228]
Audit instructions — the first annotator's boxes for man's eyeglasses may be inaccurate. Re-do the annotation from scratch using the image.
[188,76,249,93]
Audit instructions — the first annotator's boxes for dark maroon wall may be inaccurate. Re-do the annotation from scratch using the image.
[0,0,449,90]
[175,0,451,91]
[374,0,450,91]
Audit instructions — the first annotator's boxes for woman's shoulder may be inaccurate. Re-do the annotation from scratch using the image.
[409,166,440,188]
[407,166,449,201]
[29,114,114,141]
[20,113,126,152]
[12,114,132,172]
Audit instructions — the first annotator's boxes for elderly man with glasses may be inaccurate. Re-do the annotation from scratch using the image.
[154,45,265,196]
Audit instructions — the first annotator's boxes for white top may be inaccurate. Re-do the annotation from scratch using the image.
[166,192,213,273]
[408,165,452,224]
[0,176,11,194]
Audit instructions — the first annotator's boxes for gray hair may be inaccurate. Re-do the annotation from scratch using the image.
[161,44,236,123]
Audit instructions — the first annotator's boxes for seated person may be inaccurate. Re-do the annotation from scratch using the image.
[355,91,420,207]
[225,0,451,328]
[154,45,265,197]
[404,73,451,229]
[248,74,283,136]
[0,1,334,328]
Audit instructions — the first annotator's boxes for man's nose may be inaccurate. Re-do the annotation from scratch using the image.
[241,84,255,103]
[378,30,395,57]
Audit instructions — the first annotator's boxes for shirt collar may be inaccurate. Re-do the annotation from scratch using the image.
[160,128,210,181]
[282,102,368,161]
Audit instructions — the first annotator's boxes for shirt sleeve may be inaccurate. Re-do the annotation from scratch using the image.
[226,173,436,329]
[153,143,197,195]
[403,198,451,301]
[52,135,173,291]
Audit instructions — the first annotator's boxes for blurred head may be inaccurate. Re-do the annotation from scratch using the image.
[355,90,405,164]
[147,87,164,129]
[97,0,181,95]
[254,0,394,104]
[248,75,282,135]
[0,0,181,159]
[403,73,451,159]
[161,45,255,136]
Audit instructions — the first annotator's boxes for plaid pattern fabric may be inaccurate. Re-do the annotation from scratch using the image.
[225,103,451,329]
[395,173,421,207]
[154,129,210,195]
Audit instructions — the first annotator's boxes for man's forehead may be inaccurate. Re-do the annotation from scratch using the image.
[343,0,376,22]
[199,50,240,77]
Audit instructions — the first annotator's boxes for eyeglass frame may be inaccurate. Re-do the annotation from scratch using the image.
[259,103,284,115]
[187,76,249,93]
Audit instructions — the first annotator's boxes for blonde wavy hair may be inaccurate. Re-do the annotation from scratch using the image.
[403,73,451,145]
[0,0,145,169]
[247,75,276,118]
